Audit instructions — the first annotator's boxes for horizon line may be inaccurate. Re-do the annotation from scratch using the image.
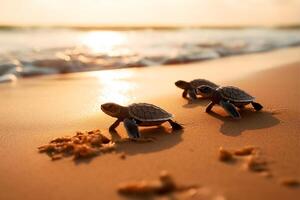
[1,23,300,31]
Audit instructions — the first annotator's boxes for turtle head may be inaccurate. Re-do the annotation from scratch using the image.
[175,80,190,89]
[101,103,122,118]
[197,85,216,96]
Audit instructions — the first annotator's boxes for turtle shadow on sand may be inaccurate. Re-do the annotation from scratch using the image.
[182,97,210,108]
[208,109,281,136]
[74,128,183,164]
[112,127,183,156]
[74,127,183,164]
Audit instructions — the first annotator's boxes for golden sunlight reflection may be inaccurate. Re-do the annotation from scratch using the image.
[92,70,136,106]
[80,31,127,54]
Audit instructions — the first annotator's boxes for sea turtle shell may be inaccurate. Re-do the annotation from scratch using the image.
[218,86,255,103]
[128,103,173,122]
[190,79,219,89]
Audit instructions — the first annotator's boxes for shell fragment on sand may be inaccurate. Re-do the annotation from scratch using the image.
[218,146,272,176]
[245,155,269,172]
[234,146,257,156]
[118,171,197,196]
[119,152,127,160]
[218,147,234,162]
[280,178,300,188]
[219,146,258,162]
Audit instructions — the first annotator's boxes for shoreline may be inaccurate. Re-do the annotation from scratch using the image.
[1,29,300,83]
[1,46,299,86]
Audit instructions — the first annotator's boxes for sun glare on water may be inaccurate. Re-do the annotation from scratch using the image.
[92,70,136,106]
[80,31,127,55]
[81,31,137,108]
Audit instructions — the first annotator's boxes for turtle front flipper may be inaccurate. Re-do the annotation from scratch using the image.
[123,118,140,138]
[182,89,188,98]
[188,89,197,100]
[109,119,122,132]
[251,102,263,111]
[220,100,241,119]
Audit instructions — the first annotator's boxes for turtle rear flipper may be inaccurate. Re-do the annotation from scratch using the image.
[220,100,241,119]
[168,120,183,130]
[124,118,140,138]
[251,102,263,111]
[206,102,216,112]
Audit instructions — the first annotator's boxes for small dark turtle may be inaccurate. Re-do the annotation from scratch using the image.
[101,103,183,138]
[175,79,219,100]
[197,85,263,119]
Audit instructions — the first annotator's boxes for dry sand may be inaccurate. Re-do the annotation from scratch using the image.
[0,47,300,200]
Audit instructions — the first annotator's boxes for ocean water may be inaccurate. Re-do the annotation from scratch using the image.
[0,28,300,83]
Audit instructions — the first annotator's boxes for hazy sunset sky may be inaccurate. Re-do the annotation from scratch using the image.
[0,0,300,26]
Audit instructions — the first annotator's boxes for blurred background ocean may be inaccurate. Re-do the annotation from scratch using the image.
[1,27,300,83]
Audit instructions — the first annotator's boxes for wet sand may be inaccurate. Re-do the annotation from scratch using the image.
[0,47,299,200]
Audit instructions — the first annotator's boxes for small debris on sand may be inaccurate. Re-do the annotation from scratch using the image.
[51,154,63,161]
[213,194,227,200]
[218,146,277,183]
[245,155,268,172]
[118,170,197,196]
[219,147,234,162]
[186,188,198,197]
[280,178,300,188]
[119,152,127,160]
[259,171,273,178]
[38,129,114,160]
[73,144,98,159]
[234,146,257,156]
[99,142,116,153]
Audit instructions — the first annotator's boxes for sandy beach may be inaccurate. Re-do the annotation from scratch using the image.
[0,47,300,200]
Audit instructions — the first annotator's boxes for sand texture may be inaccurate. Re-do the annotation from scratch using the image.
[0,47,300,200]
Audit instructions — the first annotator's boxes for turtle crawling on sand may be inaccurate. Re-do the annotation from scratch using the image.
[175,79,219,100]
[101,103,183,138]
[197,85,263,119]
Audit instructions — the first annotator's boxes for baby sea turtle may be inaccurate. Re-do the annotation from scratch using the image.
[101,103,183,138]
[175,79,219,99]
[197,85,263,119]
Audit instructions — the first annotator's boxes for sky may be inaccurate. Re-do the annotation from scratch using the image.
[0,0,300,27]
